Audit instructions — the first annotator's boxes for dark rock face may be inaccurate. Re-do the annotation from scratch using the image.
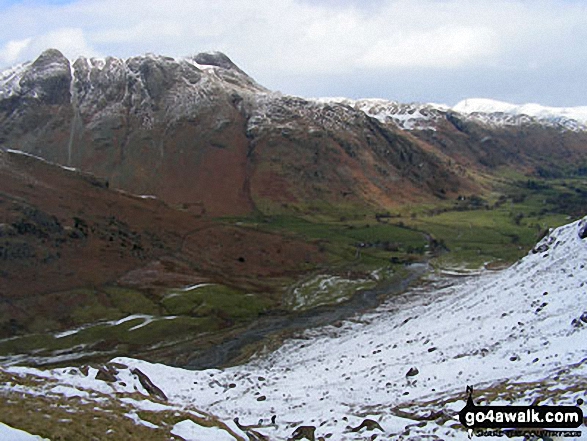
[194,51,239,70]
[349,418,384,432]
[131,368,168,401]
[20,49,72,105]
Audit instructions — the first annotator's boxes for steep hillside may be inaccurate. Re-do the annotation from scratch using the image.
[0,50,465,216]
[2,216,585,440]
[322,97,587,176]
[0,148,323,357]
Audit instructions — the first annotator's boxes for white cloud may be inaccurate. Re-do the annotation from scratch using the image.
[359,26,497,69]
[32,28,97,60]
[0,37,32,65]
[0,27,98,66]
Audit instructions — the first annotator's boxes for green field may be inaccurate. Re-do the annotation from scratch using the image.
[1,175,584,366]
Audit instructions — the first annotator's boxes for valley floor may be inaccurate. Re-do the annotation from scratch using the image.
[1,218,586,440]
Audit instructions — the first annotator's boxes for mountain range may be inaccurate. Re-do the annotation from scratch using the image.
[1,49,586,218]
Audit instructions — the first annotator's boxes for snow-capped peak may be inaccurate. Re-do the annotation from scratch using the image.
[453,98,587,128]
[312,96,587,132]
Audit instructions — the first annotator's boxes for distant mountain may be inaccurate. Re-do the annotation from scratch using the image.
[2,49,585,216]
[319,96,587,132]
[453,98,587,130]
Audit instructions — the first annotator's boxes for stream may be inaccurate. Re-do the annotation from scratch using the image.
[176,263,429,370]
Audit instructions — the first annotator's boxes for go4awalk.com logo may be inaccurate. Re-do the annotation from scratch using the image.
[458,386,584,438]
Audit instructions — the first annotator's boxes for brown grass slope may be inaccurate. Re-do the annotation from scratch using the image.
[0,149,322,339]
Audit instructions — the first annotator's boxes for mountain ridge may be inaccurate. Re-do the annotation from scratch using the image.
[0,49,473,216]
[0,48,586,216]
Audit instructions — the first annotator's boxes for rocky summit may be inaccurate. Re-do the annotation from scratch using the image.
[2,49,586,217]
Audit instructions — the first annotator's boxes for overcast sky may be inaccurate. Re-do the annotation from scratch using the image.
[0,0,585,107]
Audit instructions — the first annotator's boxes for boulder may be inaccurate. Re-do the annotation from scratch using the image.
[406,367,419,377]
[288,425,316,441]
[131,368,168,401]
[349,418,384,432]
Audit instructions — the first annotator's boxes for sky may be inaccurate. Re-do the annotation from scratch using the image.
[0,0,586,107]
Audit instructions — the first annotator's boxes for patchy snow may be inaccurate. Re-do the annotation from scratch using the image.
[107,215,586,440]
[49,385,90,399]
[312,97,445,130]
[0,62,28,99]
[2,216,586,440]
[125,411,159,429]
[113,314,157,329]
[453,98,587,131]
[181,283,213,292]
[454,98,587,124]
[171,420,237,441]
[53,329,81,339]
[4,148,82,174]
[0,423,48,441]
[311,96,587,132]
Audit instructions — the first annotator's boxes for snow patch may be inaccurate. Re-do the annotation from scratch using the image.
[125,411,159,429]
[171,420,236,441]
[0,423,48,441]
[109,215,587,440]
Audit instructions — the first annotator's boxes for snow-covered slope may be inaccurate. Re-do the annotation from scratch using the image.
[0,423,47,441]
[315,97,447,130]
[3,216,586,440]
[314,96,587,132]
[453,98,587,131]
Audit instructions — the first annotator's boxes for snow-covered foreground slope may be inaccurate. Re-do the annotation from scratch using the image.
[0,423,48,441]
[2,217,586,440]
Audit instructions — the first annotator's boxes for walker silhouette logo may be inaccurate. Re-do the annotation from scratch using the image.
[458,386,583,429]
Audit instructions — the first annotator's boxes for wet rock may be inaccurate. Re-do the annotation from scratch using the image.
[578,221,587,239]
[194,51,239,71]
[109,362,128,370]
[532,243,549,254]
[233,419,271,441]
[421,410,449,421]
[20,48,72,105]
